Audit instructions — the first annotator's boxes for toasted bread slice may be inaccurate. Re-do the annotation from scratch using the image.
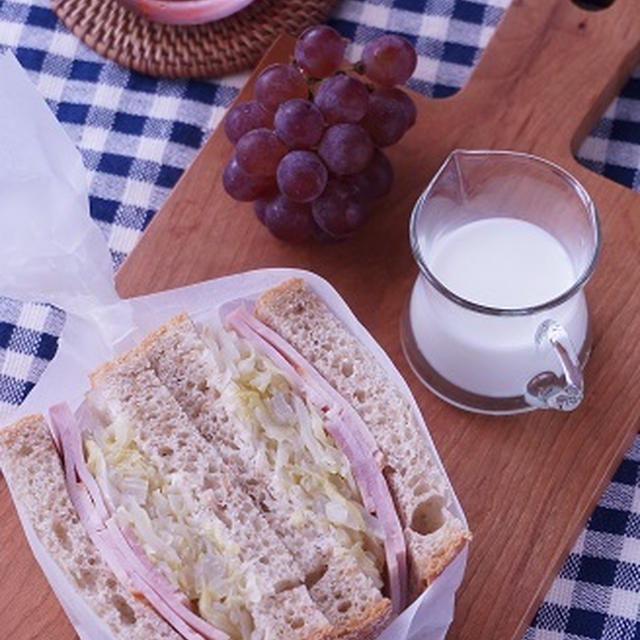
[0,414,184,640]
[254,278,471,599]
[90,346,332,640]
[137,313,393,639]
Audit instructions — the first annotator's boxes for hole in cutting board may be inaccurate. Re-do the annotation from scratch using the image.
[575,66,640,193]
[571,0,616,10]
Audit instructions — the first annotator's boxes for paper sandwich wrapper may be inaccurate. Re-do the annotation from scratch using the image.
[0,52,468,640]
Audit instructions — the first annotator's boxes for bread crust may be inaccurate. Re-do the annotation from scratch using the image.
[254,277,309,320]
[330,599,393,640]
[408,527,470,599]
[0,413,46,447]
[89,312,196,389]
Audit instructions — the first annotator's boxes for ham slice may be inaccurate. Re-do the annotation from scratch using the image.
[231,306,381,457]
[225,306,408,613]
[51,404,110,523]
[49,403,229,640]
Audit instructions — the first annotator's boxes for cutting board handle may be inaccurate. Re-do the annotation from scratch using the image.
[457,0,640,161]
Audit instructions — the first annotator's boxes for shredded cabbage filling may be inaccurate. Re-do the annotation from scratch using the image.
[203,324,384,588]
[85,412,254,640]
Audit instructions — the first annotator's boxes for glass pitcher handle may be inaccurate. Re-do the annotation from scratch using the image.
[526,320,584,411]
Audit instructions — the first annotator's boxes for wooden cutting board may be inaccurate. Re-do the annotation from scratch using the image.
[2,0,640,639]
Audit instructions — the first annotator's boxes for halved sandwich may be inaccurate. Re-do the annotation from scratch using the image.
[0,277,469,640]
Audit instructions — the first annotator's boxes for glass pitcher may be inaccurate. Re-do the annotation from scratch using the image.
[401,150,601,414]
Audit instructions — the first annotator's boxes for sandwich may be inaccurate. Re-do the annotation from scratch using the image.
[0,277,470,640]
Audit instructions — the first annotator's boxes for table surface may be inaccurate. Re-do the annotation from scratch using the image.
[0,1,638,639]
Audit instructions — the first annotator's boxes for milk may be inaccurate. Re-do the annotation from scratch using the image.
[409,217,588,399]
[426,218,576,308]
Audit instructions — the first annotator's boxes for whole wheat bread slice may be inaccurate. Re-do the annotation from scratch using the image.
[254,278,471,599]
[90,346,332,640]
[137,313,393,638]
[0,414,184,640]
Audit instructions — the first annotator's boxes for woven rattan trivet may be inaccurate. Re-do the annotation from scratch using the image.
[51,0,337,79]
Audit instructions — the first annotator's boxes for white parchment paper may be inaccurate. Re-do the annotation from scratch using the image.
[0,51,468,640]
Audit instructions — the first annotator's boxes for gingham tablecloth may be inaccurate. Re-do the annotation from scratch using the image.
[0,0,638,638]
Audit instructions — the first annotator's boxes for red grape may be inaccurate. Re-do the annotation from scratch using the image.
[235,128,287,177]
[373,87,417,129]
[263,194,318,243]
[274,99,325,149]
[221,25,414,245]
[318,124,374,175]
[361,89,409,147]
[312,178,369,238]
[223,156,276,202]
[295,25,347,78]
[362,34,417,87]
[224,100,273,144]
[391,87,417,127]
[314,74,369,124]
[254,63,308,112]
[277,151,328,203]
[351,149,394,201]
[313,225,340,243]
[254,199,268,225]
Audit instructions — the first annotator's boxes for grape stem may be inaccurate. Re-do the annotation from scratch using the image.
[291,56,371,92]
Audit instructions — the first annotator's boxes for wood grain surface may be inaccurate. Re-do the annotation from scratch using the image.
[2,0,640,639]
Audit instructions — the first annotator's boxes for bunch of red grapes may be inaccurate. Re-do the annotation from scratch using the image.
[223,25,418,243]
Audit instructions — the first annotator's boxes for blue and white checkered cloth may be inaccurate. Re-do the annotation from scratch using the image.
[0,0,638,638]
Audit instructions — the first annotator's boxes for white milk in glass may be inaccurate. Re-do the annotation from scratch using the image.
[409,217,589,398]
